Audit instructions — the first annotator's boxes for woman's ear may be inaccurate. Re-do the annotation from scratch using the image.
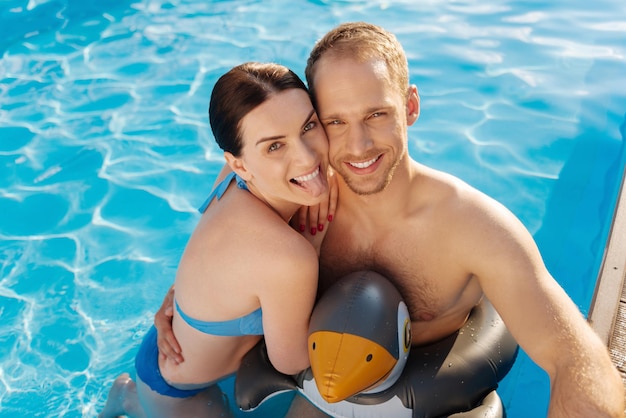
[406,85,420,126]
[224,152,252,181]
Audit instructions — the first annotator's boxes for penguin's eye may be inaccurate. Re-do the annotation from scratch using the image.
[312,342,316,350]
[403,317,412,352]
[366,354,373,362]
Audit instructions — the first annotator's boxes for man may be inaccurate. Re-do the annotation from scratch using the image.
[158,22,624,417]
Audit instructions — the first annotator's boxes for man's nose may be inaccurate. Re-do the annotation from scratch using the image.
[345,123,373,155]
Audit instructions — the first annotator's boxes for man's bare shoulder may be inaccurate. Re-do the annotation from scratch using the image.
[410,165,525,242]
[411,165,494,213]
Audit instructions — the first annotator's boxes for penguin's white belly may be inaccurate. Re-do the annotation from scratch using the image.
[300,378,412,418]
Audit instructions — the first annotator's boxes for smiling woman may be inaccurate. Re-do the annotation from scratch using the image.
[98,62,333,418]
[228,91,329,201]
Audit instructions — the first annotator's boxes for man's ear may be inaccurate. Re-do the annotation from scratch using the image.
[406,85,420,126]
[224,152,252,181]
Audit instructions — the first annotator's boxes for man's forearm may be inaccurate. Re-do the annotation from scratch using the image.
[548,356,624,417]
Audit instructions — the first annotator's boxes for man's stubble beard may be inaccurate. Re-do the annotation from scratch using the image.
[335,147,406,196]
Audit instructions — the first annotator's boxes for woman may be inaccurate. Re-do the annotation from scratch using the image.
[99,62,334,417]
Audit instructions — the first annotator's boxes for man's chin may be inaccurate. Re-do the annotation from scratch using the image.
[343,178,390,196]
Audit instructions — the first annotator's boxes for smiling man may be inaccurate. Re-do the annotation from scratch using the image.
[292,21,623,417]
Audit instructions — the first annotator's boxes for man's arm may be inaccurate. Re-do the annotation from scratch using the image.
[154,285,184,364]
[463,193,624,417]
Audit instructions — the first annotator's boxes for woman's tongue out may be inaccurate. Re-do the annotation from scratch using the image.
[291,167,326,197]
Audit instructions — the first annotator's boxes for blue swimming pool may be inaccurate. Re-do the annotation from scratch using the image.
[1,0,625,416]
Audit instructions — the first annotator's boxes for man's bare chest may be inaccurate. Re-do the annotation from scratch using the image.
[322,242,481,346]
[319,234,447,318]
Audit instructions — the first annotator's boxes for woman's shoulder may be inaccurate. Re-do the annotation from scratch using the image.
[194,187,316,257]
[250,220,316,258]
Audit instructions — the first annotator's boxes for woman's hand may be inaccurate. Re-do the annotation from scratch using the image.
[292,168,338,255]
[154,286,184,364]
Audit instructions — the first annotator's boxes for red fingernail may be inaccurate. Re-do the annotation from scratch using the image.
[328,214,333,222]
[318,224,324,231]
[310,227,317,235]
[300,224,305,232]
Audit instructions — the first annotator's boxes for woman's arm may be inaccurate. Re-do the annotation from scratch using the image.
[258,237,319,375]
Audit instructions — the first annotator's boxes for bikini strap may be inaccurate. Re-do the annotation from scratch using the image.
[198,171,248,213]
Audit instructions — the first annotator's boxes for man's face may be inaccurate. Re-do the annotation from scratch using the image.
[311,56,410,196]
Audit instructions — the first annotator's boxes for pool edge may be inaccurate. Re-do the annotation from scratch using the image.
[588,165,626,389]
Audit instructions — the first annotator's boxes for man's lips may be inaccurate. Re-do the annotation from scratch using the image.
[347,155,379,169]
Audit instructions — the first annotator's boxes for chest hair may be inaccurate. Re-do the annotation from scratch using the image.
[318,241,440,319]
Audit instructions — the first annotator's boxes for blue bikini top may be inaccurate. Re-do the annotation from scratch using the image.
[175,300,263,336]
[198,171,248,213]
[175,171,264,337]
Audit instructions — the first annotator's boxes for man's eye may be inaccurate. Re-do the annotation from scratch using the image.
[327,120,341,126]
[303,121,316,132]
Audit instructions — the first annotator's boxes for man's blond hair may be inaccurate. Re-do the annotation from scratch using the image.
[305,22,409,104]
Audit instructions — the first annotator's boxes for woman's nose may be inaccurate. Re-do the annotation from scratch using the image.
[293,138,318,165]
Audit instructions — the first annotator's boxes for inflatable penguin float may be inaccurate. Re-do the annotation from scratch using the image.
[236,271,518,417]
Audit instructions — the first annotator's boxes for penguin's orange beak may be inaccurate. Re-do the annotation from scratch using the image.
[308,330,397,403]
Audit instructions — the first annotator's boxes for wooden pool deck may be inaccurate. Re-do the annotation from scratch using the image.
[588,168,626,401]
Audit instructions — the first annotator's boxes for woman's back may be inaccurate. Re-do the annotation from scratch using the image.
[161,171,319,384]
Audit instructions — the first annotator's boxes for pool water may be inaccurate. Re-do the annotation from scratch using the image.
[1,0,625,416]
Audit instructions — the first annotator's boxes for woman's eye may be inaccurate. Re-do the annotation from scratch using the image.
[268,142,282,152]
[370,112,384,118]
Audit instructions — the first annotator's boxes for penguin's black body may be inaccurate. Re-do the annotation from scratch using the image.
[236,271,518,418]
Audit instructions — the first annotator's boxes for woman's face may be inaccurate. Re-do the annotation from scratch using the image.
[236,88,330,212]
